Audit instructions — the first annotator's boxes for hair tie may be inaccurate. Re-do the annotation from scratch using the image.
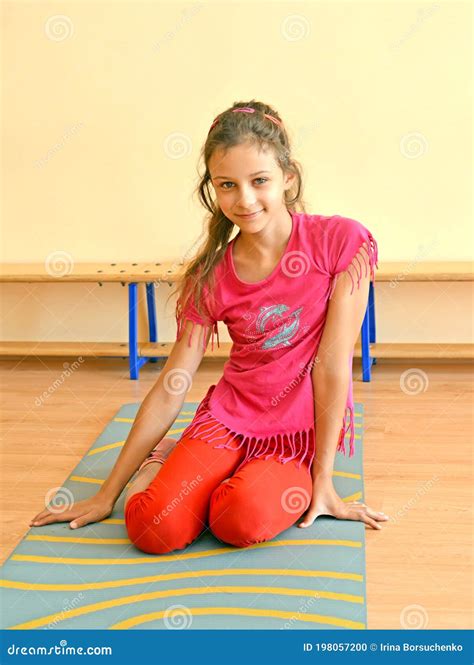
[208,107,282,134]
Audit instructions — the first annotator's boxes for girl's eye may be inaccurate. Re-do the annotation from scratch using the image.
[220,177,268,190]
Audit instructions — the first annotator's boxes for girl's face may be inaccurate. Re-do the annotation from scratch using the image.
[208,142,295,232]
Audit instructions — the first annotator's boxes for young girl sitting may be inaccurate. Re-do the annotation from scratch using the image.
[30,100,389,552]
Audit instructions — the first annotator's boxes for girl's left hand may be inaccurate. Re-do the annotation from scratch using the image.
[298,477,389,530]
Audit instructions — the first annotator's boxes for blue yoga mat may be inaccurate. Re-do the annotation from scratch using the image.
[0,400,367,630]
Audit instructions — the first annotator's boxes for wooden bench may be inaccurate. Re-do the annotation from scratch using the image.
[0,261,472,380]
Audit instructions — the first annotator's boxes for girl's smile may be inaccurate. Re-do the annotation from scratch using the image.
[235,209,264,219]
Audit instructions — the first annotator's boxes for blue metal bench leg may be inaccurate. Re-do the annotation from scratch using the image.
[369,280,377,365]
[361,299,372,382]
[129,283,140,380]
[146,282,158,363]
[128,283,148,380]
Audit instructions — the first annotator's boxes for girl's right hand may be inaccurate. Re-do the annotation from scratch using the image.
[29,494,115,530]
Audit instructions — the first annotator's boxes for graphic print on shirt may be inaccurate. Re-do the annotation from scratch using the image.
[243,304,309,351]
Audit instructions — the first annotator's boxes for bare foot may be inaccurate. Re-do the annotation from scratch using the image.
[124,460,163,508]
[124,437,177,508]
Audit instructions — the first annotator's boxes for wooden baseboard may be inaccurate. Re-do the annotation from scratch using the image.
[0,341,472,360]
[354,342,474,359]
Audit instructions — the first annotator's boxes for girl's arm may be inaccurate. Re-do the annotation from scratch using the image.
[299,244,389,530]
[97,319,211,504]
[311,245,370,481]
[30,319,212,528]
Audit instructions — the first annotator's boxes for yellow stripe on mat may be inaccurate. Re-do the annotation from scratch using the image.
[110,607,365,630]
[342,492,363,502]
[0,567,363,591]
[9,586,365,630]
[67,478,361,500]
[333,471,361,479]
[87,441,126,456]
[9,539,362,565]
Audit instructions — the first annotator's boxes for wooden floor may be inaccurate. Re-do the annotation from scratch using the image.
[0,356,472,629]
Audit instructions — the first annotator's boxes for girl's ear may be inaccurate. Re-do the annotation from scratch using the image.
[283,171,296,190]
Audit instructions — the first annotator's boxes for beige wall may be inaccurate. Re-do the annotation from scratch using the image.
[1,1,472,344]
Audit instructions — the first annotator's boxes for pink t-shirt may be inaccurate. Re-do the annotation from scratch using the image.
[175,211,378,474]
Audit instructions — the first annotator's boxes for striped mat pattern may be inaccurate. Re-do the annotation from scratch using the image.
[0,401,367,630]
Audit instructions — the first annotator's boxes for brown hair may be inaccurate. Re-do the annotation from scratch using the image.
[168,99,308,330]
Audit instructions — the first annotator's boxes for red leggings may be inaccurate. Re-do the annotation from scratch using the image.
[124,423,313,554]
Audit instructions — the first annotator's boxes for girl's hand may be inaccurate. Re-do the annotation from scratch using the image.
[298,477,389,530]
[29,493,115,530]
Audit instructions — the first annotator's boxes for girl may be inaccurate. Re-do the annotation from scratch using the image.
[30,100,389,552]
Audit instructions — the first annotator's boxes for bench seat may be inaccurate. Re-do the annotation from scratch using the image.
[1,261,472,379]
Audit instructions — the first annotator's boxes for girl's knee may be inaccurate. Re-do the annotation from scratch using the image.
[124,491,198,554]
[208,485,273,548]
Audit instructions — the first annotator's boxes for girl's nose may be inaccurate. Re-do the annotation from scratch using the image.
[236,188,257,207]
